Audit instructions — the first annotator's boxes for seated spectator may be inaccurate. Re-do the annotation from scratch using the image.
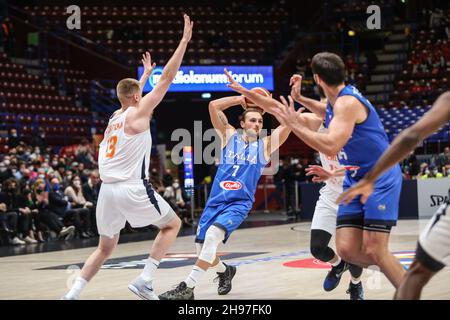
[0,180,25,245]
[64,176,94,237]
[82,170,101,234]
[49,177,92,238]
[31,179,75,240]
[75,139,96,168]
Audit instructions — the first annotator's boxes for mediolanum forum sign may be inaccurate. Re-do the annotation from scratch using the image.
[138,65,274,92]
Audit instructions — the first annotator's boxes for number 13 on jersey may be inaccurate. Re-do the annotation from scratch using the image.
[105,135,118,158]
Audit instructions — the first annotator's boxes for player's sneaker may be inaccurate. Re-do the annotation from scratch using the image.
[323,260,349,291]
[346,281,364,300]
[214,263,236,295]
[128,276,159,300]
[158,281,194,300]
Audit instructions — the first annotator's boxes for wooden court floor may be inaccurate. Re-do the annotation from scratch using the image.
[0,219,449,300]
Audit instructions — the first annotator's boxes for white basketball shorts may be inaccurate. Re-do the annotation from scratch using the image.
[417,202,450,271]
[311,186,339,235]
[96,180,177,238]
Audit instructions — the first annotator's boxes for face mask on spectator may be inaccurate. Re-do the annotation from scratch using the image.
[3,160,10,166]
[173,183,179,189]
[66,175,73,180]
[0,165,6,173]
[52,161,58,167]
[36,188,44,194]
[39,174,45,179]
[11,133,17,138]
[52,184,60,191]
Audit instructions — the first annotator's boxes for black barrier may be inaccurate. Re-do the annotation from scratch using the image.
[299,180,420,220]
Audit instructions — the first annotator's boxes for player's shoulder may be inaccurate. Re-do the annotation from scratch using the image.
[334,95,363,112]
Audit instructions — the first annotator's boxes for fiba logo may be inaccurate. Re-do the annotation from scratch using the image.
[148,67,164,88]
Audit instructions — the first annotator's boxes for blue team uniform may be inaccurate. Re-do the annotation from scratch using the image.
[325,84,403,231]
[195,132,268,243]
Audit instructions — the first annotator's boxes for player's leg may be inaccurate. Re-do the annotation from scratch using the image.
[62,234,120,300]
[395,204,449,299]
[311,195,350,291]
[360,179,405,288]
[159,225,226,300]
[127,185,181,300]
[394,258,436,299]
[158,206,218,300]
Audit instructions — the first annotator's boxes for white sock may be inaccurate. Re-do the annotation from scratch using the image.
[185,266,206,289]
[214,260,227,273]
[65,276,87,299]
[140,257,159,282]
[351,276,361,284]
[331,256,342,267]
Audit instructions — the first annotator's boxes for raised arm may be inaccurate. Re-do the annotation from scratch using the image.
[290,74,327,119]
[273,95,360,157]
[138,51,156,96]
[337,91,450,204]
[225,68,283,115]
[135,14,193,119]
[209,96,245,148]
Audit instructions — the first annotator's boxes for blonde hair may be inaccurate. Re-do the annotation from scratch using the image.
[116,78,140,104]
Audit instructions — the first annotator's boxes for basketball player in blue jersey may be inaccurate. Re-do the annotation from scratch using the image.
[242,52,406,289]
[159,72,291,300]
[337,91,450,299]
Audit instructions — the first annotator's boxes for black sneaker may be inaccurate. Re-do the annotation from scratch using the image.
[214,263,237,295]
[323,260,349,291]
[158,282,194,300]
[346,281,364,300]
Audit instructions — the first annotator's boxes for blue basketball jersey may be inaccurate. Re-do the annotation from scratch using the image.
[325,84,402,186]
[206,132,268,207]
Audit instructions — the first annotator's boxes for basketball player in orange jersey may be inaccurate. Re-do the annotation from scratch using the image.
[62,14,193,300]
[338,91,450,299]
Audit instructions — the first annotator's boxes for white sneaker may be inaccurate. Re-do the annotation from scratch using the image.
[128,276,159,300]
[24,236,38,244]
[61,293,79,300]
[10,237,26,245]
[59,226,75,237]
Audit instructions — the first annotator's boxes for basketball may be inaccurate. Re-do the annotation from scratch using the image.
[244,87,272,114]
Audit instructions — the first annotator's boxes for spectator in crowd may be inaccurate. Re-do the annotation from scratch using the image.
[48,177,91,239]
[163,179,191,226]
[162,168,174,187]
[30,127,47,151]
[0,179,26,245]
[75,139,96,167]
[31,179,75,240]
[7,128,20,149]
[64,175,94,237]
[82,170,101,234]
[435,146,450,168]
[0,161,13,184]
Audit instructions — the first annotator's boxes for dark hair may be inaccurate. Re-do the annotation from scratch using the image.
[241,107,263,121]
[311,52,346,86]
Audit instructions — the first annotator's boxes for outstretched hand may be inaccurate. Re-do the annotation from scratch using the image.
[224,68,246,94]
[290,74,303,102]
[181,14,194,43]
[273,95,305,128]
[142,51,156,75]
[336,178,374,205]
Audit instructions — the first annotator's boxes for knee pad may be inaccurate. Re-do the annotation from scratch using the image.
[310,229,334,262]
[198,226,225,264]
